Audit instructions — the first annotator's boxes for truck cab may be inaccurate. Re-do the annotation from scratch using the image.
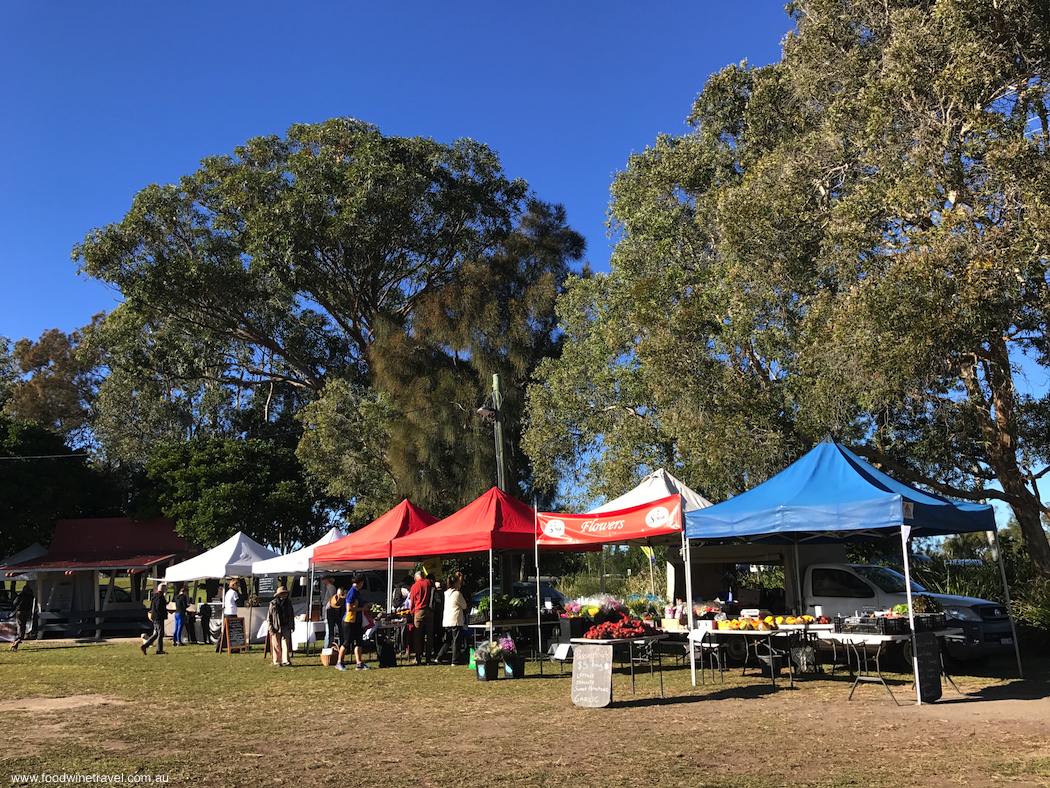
[803,563,1014,662]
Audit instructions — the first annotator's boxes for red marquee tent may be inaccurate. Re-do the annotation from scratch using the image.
[312,500,438,568]
[389,488,535,557]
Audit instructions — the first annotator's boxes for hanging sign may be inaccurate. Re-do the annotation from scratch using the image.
[538,495,682,546]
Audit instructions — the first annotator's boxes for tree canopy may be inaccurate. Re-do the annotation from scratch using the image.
[75,118,584,516]
[131,436,334,550]
[525,0,1050,574]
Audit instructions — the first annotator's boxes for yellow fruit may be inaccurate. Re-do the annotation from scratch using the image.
[775,616,785,625]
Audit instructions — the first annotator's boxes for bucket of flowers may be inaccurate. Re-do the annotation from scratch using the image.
[473,638,504,681]
[500,636,525,679]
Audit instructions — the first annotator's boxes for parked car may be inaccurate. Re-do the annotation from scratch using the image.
[472,582,567,608]
[803,563,1013,663]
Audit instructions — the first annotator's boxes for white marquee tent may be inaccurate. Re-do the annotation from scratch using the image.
[164,531,278,583]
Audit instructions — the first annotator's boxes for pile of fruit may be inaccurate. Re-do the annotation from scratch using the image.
[583,613,661,639]
[716,615,816,631]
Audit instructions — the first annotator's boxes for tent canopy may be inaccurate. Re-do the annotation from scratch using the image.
[684,437,996,543]
[590,468,713,514]
[164,532,278,583]
[389,488,536,557]
[312,500,437,569]
[251,527,347,575]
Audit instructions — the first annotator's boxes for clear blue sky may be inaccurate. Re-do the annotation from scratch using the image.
[0,3,794,344]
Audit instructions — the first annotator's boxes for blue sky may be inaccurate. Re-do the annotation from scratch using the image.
[0,3,794,344]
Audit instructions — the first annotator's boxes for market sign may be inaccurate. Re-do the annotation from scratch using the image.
[537,494,682,546]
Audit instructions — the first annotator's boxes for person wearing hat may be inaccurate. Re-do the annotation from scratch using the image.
[267,586,295,666]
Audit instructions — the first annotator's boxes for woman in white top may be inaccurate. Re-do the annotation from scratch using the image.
[435,573,468,664]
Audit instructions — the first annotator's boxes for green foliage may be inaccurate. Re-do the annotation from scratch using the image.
[0,416,122,557]
[133,436,334,549]
[75,118,583,513]
[3,319,104,446]
[525,0,1050,575]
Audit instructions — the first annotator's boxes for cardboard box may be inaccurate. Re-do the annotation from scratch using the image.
[661,618,685,631]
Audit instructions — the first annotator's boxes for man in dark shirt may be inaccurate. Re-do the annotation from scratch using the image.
[141,583,169,655]
[10,584,34,651]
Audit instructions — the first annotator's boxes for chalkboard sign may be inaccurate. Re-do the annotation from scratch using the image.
[913,632,942,703]
[220,617,248,653]
[256,576,278,597]
[571,643,613,708]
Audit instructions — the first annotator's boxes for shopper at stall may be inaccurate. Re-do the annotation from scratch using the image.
[435,572,467,665]
[336,574,370,671]
[215,580,240,653]
[320,575,338,647]
[173,587,190,646]
[141,583,168,655]
[10,584,34,651]
[326,586,345,656]
[267,586,295,666]
[409,570,435,666]
[198,595,213,645]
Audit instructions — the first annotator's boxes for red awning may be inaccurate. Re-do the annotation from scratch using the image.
[389,488,537,557]
[536,494,683,546]
[3,517,191,574]
[312,500,437,565]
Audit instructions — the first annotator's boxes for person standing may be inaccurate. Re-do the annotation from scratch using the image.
[267,586,295,666]
[326,587,346,658]
[198,595,213,645]
[409,570,435,666]
[320,575,337,648]
[10,584,34,651]
[173,587,190,646]
[141,583,168,655]
[435,573,467,665]
[215,580,240,653]
[336,574,370,671]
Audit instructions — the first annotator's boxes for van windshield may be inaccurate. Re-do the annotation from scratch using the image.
[853,565,926,594]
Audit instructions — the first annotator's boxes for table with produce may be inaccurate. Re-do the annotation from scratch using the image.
[570,613,668,697]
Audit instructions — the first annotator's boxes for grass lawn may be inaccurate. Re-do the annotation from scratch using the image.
[1,640,1048,787]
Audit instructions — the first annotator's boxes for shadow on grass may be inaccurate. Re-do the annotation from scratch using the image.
[611,683,780,708]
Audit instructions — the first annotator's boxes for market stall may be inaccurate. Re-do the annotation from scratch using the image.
[164,531,279,643]
[682,436,1021,703]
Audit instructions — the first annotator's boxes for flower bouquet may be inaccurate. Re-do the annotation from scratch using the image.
[476,638,508,680]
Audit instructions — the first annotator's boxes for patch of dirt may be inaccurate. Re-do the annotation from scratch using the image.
[0,694,127,713]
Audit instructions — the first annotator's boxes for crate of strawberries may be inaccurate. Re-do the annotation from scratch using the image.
[583,613,662,640]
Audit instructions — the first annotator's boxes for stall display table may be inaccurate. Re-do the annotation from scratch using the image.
[292,620,325,651]
[570,634,668,697]
[691,628,798,688]
[815,628,963,704]
[372,617,408,664]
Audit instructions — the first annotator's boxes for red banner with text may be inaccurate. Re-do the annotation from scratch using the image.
[536,494,682,546]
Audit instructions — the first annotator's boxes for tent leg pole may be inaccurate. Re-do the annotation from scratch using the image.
[901,527,921,705]
[990,528,1023,678]
[684,530,696,687]
[535,520,542,676]
[306,567,314,657]
[489,549,495,644]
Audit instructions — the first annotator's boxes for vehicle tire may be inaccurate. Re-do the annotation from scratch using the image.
[724,635,748,666]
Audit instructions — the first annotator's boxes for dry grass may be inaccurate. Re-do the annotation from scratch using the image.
[1,640,1048,787]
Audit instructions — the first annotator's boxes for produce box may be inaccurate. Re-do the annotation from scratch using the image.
[661,617,685,631]
[913,613,947,632]
[833,615,909,635]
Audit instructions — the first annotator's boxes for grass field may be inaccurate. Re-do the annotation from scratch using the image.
[1,639,1049,788]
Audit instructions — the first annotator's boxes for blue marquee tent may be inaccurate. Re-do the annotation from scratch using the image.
[683,436,996,543]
